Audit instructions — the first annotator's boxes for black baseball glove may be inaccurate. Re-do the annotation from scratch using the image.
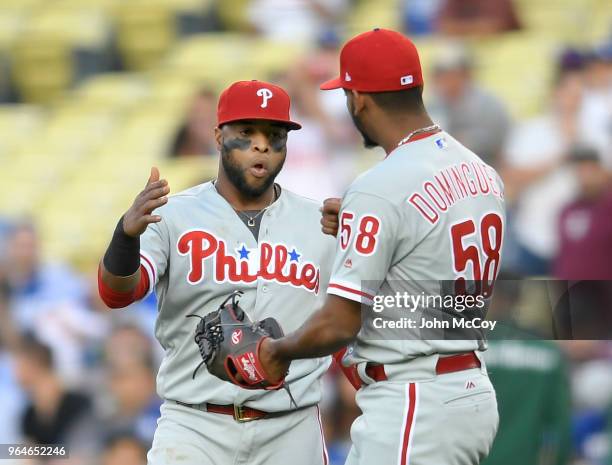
[187,291,286,390]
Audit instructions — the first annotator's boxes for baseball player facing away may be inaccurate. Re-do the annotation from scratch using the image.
[254,29,506,465]
[98,80,335,465]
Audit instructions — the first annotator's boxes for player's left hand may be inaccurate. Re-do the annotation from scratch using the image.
[257,337,290,384]
[320,197,341,236]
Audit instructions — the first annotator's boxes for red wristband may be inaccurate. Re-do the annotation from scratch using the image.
[98,263,150,308]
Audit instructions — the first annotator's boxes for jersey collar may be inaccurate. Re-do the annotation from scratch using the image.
[386,128,442,158]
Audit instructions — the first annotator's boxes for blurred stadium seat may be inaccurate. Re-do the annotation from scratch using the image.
[9,6,113,103]
[347,0,400,34]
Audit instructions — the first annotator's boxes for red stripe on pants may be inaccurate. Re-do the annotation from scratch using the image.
[400,383,417,465]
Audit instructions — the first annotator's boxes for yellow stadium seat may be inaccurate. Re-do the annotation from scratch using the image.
[0,104,46,157]
[11,36,73,104]
[0,9,27,53]
[10,7,112,104]
[157,156,218,191]
[115,2,176,70]
[215,0,250,31]
[165,33,248,80]
[347,0,400,35]
[248,39,307,77]
[148,71,203,106]
[25,6,111,47]
[0,0,46,11]
[0,180,45,215]
[75,73,151,109]
[52,0,122,14]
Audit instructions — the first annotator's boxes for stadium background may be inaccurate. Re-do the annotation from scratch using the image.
[0,0,611,464]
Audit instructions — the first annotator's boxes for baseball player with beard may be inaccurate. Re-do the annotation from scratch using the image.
[98,80,334,465]
[239,29,505,465]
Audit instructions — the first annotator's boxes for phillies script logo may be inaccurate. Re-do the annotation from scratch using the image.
[231,329,242,345]
[177,230,320,294]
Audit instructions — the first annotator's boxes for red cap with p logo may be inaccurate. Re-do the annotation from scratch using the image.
[217,80,301,130]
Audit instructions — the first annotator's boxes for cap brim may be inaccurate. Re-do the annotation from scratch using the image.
[219,117,301,131]
[319,77,343,90]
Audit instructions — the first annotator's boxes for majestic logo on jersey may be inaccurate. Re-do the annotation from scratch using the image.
[256,88,273,108]
[177,230,320,294]
[231,329,242,345]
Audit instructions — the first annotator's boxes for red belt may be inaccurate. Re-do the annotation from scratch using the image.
[364,352,481,383]
[175,401,308,423]
[207,403,268,422]
[175,401,270,422]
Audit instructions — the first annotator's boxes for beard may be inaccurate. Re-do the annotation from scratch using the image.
[221,142,285,198]
[350,111,378,149]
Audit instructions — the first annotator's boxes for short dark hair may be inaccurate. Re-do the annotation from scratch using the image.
[367,86,426,114]
[17,333,54,370]
[568,144,601,164]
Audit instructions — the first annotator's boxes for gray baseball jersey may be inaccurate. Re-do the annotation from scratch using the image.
[328,131,506,365]
[138,181,335,412]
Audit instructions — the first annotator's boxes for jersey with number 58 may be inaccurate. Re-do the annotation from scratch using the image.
[328,131,505,365]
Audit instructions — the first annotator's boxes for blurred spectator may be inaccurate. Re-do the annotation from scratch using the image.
[321,370,359,465]
[3,220,107,385]
[549,147,612,339]
[402,0,444,36]
[169,88,218,157]
[247,0,349,44]
[0,263,25,445]
[85,270,157,343]
[274,35,359,201]
[31,299,110,388]
[554,146,612,280]
[102,433,147,465]
[13,335,96,450]
[428,44,511,167]
[0,270,19,351]
[4,220,86,331]
[578,45,612,167]
[436,0,521,36]
[566,343,612,464]
[285,29,354,145]
[0,351,25,445]
[98,326,161,445]
[501,63,588,275]
[103,324,160,370]
[484,277,572,465]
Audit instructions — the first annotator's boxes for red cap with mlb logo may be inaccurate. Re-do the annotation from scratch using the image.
[320,28,423,92]
[217,80,301,130]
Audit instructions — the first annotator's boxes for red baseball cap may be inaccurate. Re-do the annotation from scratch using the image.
[320,28,423,92]
[217,80,301,130]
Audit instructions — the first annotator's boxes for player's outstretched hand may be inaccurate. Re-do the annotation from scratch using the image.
[123,167,170,237]
[321,197,341,237]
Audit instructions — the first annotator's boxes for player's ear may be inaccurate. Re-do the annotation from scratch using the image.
[214,126,222,151]
[350,90,366,115]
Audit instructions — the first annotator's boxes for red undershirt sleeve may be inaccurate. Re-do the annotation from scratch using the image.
[97,263,150,309]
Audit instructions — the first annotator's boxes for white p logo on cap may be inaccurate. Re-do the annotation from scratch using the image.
[256,88,273,108]
[400,75,413,86]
